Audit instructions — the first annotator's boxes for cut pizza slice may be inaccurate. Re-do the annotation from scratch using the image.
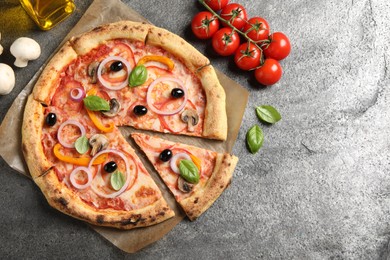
[131,133,238,221]
[22,96,175,229]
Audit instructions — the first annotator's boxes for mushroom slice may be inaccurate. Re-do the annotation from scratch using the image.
[181,109,199,132]
[89,134,109,156]
[177,176,194,193]
[102,98,121,117]
[87,61,100,83]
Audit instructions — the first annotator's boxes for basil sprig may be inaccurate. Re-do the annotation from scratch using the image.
[129,65,147,87]
[179,159,200,184]
[83,95,110,111]
[75,135,89,154]
[110,171,125,191]
[256,105,281,124]
[246,125,264,154]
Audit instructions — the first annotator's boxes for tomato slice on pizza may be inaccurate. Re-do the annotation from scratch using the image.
[131,133,238,221]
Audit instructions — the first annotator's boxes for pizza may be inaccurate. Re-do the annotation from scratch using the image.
[21,20,235,229]
[131,133,238,221]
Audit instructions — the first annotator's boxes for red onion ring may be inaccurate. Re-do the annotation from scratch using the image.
[97,56,132,91]
[170,152,191,174]
[69,166,93,190]
[70,87,85,101]
[57,120,86,148]
[146,77,187,115]
[89,149,135,198]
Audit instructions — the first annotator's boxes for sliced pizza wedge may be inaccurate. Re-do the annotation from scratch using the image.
[131,133,238,221]
[22,96,175,229]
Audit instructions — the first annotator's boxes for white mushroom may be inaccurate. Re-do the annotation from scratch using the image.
[102,98,121,117]
[181,109,199,132]
[10,37,41,67]
[177,176,194,193]
[0,63,15,95]
[87,61,100,83]
[0,33,3,55]
[89,134,109,156]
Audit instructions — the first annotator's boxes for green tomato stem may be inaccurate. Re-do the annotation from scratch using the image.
[198,0,265,65]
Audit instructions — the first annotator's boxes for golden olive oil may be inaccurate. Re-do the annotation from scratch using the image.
[19,0,75,30]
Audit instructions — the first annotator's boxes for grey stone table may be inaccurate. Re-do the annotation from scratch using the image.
[1,0,389,259]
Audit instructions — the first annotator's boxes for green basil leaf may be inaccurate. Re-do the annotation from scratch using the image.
[246,125,264,154]
[110,171,125,191]
[179,159,200,184]
[83,95,110,111]
[129,65,147,87]
[75,135,89,154]
[256,105,281,124]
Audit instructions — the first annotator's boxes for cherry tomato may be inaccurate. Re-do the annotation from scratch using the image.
[205,0,229,11]
[220,3,248,30]
[211,28,240,56]
[191,11,220,39]
[243,17,270,42]
[263,32,291,60]
[234,43,261,71]
[254,59,282,86]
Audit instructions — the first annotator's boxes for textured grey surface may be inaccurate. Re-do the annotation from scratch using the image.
[1,0,390,259]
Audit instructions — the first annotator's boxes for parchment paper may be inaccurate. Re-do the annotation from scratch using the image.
[0,0,249,253]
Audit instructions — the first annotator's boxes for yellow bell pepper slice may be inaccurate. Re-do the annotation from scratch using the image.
[85,88,114,133]
[190,154,202,172]
[137,55,175,71]
[86,109,115,133]
[87,88,98,96]
[53,143,107,166]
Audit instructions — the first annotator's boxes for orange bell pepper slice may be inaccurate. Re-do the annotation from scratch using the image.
[189,154,202,172]
[85,88,114,133]
[137,55,175,71]
[86,109,115,132]
[53,143,107,166]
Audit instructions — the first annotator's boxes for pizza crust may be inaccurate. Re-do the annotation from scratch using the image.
[197,65,227,140]
[145,26,210,73]
[179,153,238,221]
[22,95,53,178]
[34,169,175,229]
[32,41,78,104]
[70,21,151,55]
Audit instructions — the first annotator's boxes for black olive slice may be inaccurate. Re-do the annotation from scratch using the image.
[133,105,148,116]
[110,61,123,72]
[45,113,57,126]
[104,161,117,173]
[171,88,184,98]
[159,149,173,162]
